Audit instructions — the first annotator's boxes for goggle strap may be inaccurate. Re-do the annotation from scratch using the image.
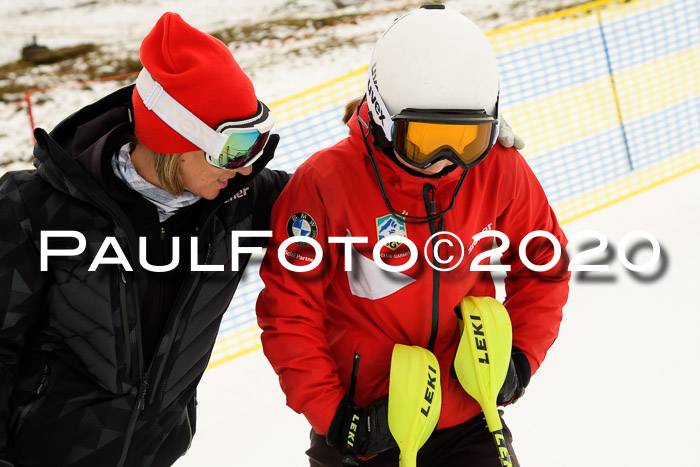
[136,68,227,156]
[366,59,394,142]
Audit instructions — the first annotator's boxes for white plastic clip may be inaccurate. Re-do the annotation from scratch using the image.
[136,68,164,111]
[143,81,163,111]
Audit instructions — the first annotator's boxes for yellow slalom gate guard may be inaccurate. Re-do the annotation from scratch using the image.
[454,297,514,467]
[388,344,442,467]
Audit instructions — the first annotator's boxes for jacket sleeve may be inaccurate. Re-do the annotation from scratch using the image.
[495,148,571,377]
[255,164,345,435]
[251,168,291,245]
[0,175,52,449]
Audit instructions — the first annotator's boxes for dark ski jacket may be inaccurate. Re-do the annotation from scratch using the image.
[0,85,289,466]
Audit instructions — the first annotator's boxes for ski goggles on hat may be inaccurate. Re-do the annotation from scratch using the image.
[208,105,274,169]
[391,108,499,170]
[135,68,275,170]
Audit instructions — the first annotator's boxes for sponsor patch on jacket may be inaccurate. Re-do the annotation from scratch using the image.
[376,214,406,251]
[224,186,250,203]
[468,222,493,255]
[287,211,318,244]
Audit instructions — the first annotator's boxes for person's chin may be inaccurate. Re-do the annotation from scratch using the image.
[417,167,442,175]
[203,190,220,200]
[187,187,218,200]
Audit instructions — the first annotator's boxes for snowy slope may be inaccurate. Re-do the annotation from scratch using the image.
[176,168,700,466]
[0,0,588,170]
[506,169,700,466]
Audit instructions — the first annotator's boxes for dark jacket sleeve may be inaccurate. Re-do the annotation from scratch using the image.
[251,168,291,243]
[0,174,52,449]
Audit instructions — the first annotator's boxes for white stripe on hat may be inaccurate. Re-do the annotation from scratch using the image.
[136,68,228,156]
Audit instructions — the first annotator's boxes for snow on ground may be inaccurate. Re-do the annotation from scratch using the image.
[0,0,583,68]
[176,168,700,466]
[0,0,588,170]
[506,169,700,466]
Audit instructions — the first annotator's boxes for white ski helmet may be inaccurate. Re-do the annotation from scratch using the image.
[367,4,500,142]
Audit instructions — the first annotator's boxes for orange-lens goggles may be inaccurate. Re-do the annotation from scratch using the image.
[394,120,496,166]
[392,109,498,169]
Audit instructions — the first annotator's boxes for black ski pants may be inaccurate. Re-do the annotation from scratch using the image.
[307,411,520,467]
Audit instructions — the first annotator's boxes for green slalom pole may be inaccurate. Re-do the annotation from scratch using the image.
[453,297,515,467]
[387,344,442,467]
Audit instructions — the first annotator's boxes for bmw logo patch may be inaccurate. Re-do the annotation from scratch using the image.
[287,211,318,244]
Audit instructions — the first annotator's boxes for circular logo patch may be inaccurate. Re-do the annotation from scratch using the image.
[286,211,318,245]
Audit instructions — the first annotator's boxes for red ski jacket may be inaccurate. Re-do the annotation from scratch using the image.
[256,104,570,435]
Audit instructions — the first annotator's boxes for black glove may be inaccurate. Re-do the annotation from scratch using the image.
[326,397,362,465]
[497,346,531,406]
[258,133,280,166]
[357,396,395,457]
[326,396,397,464]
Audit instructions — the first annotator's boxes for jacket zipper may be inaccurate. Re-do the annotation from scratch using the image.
[117,213,214,464]
[116,264,146,467]
[348,353,361,403]
[340,353,361,466]
[148,271,203,405]
[148,222,214,405]
[116,378,149,467]
[115,235,146,467]
[423,184,442,353]
[117,265,132,380]
[184,406,193,452]
[111,214,145,382]
[11,361,52,444]
[35,362,51,394]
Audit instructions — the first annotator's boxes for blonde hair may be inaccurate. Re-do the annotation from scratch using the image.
[153,151,186,195]
[130,135,186,195]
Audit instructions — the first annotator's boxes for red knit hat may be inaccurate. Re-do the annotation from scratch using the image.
[133,12,259,154]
